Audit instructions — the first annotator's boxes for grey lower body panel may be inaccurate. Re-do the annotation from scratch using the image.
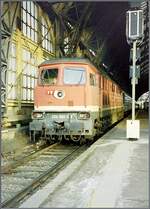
[29,107,124,139]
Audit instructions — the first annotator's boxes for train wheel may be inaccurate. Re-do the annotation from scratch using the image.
[45,135,53,143]
[70,135,81,142]
[64,135,70,141]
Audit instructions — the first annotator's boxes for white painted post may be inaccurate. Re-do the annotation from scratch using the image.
[126,9,144,140]
[132,40,137,121]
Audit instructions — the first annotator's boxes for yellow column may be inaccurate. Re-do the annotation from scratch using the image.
[15,29,23,110]
[36,47,43,65]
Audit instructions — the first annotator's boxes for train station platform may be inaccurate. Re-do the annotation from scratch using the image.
[20,110,149,208]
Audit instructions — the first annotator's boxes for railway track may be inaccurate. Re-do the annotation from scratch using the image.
[1,142,87,208]
[2,141,48,173]
[1,113,129,208]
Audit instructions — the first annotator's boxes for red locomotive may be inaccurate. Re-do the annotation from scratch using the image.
[30,58,127,143]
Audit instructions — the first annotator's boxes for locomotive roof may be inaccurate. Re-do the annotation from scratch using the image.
[39,57,107,76]
[38,58,94,67]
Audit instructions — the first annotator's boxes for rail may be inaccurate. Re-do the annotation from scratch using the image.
[1,144,86,208]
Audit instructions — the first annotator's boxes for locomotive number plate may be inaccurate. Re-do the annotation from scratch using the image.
[52,115,69,119]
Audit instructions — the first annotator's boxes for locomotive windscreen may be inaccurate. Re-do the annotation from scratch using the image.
[64,67,86,85]
[40,68,58,85]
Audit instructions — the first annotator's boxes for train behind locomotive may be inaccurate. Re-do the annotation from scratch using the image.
[30,58,131,143]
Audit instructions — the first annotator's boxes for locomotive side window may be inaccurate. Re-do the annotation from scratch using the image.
[64,67,86,85]
[40,69,58,85]
[90,73,96,86]
[112,83,115,92]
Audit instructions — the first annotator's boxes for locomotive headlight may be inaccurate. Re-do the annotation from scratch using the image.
[77,112,90,120]
[54,90,65,99]
[32,112,43,119]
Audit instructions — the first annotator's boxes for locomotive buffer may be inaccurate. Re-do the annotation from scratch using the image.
[126,9,144,140]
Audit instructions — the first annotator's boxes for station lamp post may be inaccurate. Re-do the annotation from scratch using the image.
[126,9,144,140]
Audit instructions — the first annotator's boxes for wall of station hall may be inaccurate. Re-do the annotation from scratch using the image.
[3,1,57,127]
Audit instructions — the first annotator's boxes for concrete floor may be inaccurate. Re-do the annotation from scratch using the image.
[20,110,149,208]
